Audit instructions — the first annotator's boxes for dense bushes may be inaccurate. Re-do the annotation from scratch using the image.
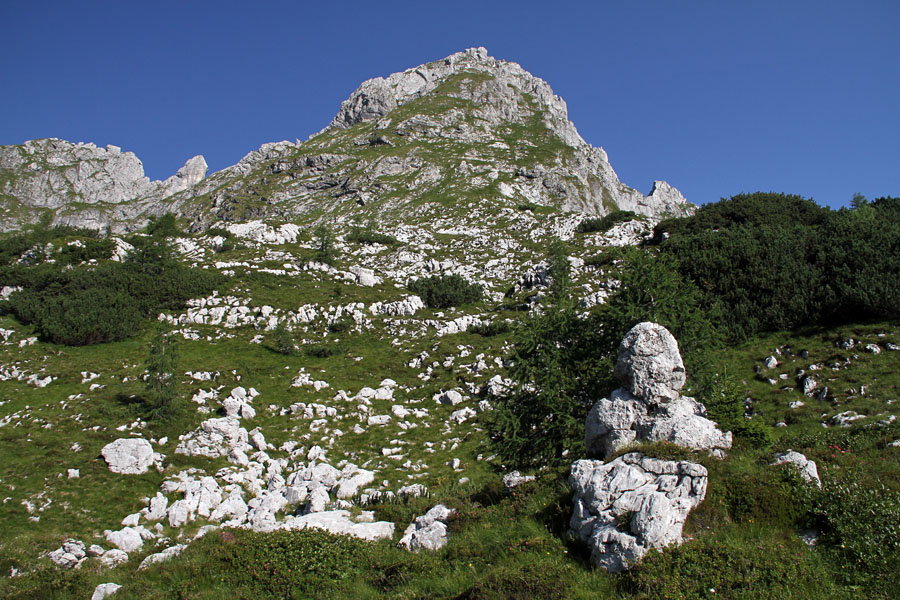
[807,471,900,592]
[655,193,900,338]
[625,533,836,599]
[6,260,220,345]
[576,210,639,234]
[408,273,482,308]
[209,528,371,597]
[489,244,722,468]
[345,226,397,245]
[2,219,221,345]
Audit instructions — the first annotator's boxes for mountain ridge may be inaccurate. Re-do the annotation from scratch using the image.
[0,48,693,233]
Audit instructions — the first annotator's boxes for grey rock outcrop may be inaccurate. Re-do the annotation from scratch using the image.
[585,323,732,458]
[91,583,123,600]
[773,450,821,487]
[569,452,708,572]
[398,504,457,552]
[101,438,164,474]
[48,539,86,569]
[0,138,206,232]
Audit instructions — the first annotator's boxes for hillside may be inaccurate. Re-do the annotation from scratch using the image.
[0,49,898,600]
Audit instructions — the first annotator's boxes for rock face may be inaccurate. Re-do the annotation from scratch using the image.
[569,452,708,572]
[585,323,732,458]
[0,138,206,232]
[101,438,163,474]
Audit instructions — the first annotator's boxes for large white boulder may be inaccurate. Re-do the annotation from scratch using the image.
[614,322,686,402]
[101,438,161,474]
[569,452,708,572]
[91,583,123,600]
[281,510,395,541]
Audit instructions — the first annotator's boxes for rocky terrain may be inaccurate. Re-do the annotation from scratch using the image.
[1,48,898,600]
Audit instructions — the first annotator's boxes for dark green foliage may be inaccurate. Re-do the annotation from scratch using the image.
[488,242,609,467]
[576,210,639,234]
[313,224,338,265]
[719,466,810,528]
[209,528,371,598]
[807,471,900,592]
[345,226,398,245]
[489,244,721,468]
[408,273,483,308]
[55,237,115,264]
[0,222,103,265]
[271,321,297,355]
[625,534,836,599]
[655,192,829,239]
[143,212,182,238]
[3,235,221,345]
[469,319,511,337]
[656,193,900,338]
[306,342,347,358]
[144,326,180,420]
[8,285,142,345]
[583,246,626,268]
[465,557,575,599]
[597,247,722,380]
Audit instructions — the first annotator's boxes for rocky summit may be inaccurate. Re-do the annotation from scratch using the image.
[0,47,692,234]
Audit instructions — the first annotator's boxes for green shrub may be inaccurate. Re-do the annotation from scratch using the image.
[469,319,511,337]
[654,193,900,338]
[306,342,347,358]
[271,321,297,355]
[487,242,609,468]
[583,246,626,267]
[312,224,338,265]
[808,471,900,592]
[9,286,142,345]
[345,227,397,245]
[625,533,837,599]
[467,557,575,600]
[56,237,115,264]
[408,274,482,308]
[144,326,180,421]
[212,528,372,598]
[576,210,638,234]
[719,466,809,528]
[5,249,221,345]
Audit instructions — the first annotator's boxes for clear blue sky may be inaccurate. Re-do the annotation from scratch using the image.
[2,1,897,209]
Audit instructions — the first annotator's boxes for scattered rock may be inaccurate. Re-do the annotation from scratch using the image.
[91,583,123,600]
[502,471,535,490]
[138,544,187,570]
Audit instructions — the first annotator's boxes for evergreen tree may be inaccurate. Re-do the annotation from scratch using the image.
[145,326,179,420]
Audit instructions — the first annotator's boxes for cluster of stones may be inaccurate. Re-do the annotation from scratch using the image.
[569,323,826,572]
[569,323,728,572]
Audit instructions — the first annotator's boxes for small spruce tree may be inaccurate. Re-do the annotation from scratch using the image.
[145,326,179,420]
